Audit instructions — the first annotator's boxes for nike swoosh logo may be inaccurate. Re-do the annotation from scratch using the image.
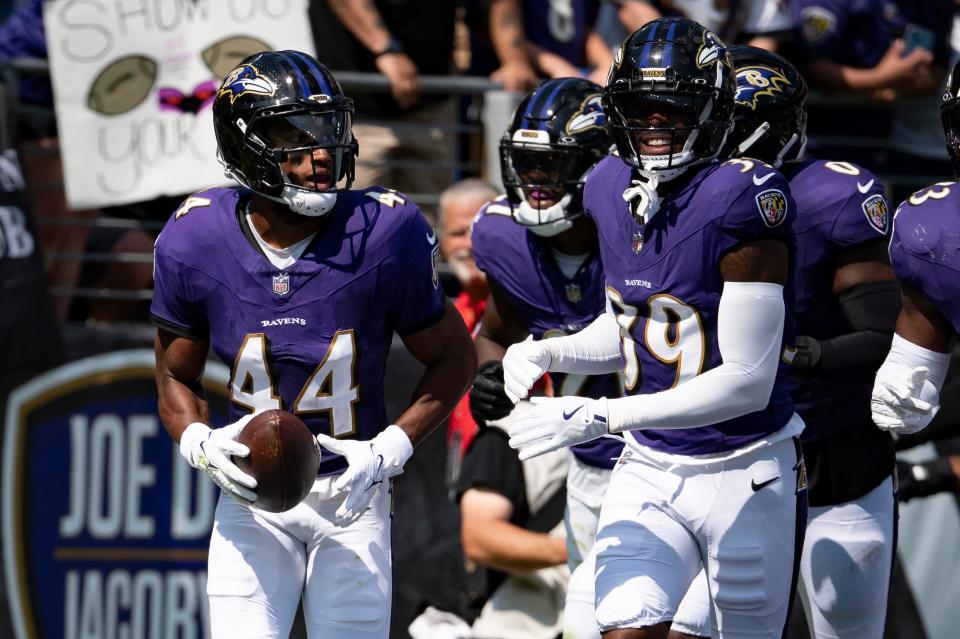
[751,476,780,492]
[426,230,437,245]
[753,172,775,186]
[857,179,875,194]
[562,405,585,420]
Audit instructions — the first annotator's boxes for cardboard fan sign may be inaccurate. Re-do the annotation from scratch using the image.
[43,0,315,209]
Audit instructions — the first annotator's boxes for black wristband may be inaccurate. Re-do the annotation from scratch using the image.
[373,37,404,58]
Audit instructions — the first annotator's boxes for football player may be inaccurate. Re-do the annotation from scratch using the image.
[501,18,807,637]
[870,60,960,471]
[466,77,624,639]
[669,46,900,639]
[151,51,475,638]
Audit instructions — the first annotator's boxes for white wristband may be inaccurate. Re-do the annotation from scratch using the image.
[178,422,211,468]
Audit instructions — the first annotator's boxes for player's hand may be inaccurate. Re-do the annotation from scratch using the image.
[179,416,258,505]
[871,366,937,434]
[375,52,420,109]
[502,336,552,403]
[507,396,609,461]
[469,361,514,426]
[490,60,539,92]
[316,425,414,527]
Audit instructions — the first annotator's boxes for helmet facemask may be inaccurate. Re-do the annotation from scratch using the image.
[221,104,358,217]
[606,86,730,182]
[500,133,601,237]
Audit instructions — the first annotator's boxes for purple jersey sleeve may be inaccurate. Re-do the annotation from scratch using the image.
[387,203,446,335]
[149,192,224,338]
[828,166,890,247]
[714,162,795,254]
[889,201,923,290]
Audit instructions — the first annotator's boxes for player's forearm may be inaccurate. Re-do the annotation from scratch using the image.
[476,332,508,365]
[490,0,529,64]
[462,519,567,573]
[606,282,784,432]
[327,0,393,55]
[157,377,210,443]
[543,312,624,375]
[804,59,884,92]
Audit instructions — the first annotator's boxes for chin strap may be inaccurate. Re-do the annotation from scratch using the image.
[622,172,662,225]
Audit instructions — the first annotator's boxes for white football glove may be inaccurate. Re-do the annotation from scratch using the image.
[507,396,609,461]
[179,415,258,505]
[502,335,552,403]
[316,425,413,527]
[871,365,938,435]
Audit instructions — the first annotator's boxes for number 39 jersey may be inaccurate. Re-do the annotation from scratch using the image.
[583,156,797,456]
[889,181,960,336]
[471,196,624,468]
[150,186,445,475]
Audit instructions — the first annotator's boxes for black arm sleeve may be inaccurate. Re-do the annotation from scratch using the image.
[818,281,901,372]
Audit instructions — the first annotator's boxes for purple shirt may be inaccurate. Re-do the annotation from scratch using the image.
[151,187,445,475]
[789,0,889,68]
[784,159,890,441]
[583,156,797,455]
[472,197,624,468]
[889,181,960,336]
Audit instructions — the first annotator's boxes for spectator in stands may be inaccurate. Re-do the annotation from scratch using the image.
[470,0,614,90]
[455,398,570,639]
[438,179,497,466]
[787,0,954,202]
[595,0,794,52]
[0,0,156,322]
[311,0,459,224]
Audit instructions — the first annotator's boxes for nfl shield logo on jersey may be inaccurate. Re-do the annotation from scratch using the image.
[755,189,787,228]
[565,283,582,303]
[861,194,889,234]
[272,273,290,296]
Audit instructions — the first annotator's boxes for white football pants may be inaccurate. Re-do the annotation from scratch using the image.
[206,476,392,639]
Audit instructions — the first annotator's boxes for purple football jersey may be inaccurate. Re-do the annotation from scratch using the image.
[583,156,797,455]
[151,187,445,476]
[472,196,624,468]
[521,0,600,69]
[784,159,890,441]
[790,0,889,68]
[889,181,960,336]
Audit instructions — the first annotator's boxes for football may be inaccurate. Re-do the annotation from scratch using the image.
[86,55,157,115]
[234,410,320,513]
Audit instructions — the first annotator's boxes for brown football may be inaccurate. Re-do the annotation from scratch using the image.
[234,410,320,513]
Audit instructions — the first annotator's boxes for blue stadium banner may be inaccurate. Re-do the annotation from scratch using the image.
[3,350,230,639]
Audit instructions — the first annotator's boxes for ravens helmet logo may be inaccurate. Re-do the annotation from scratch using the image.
[735,65,792,110]
[216,64,276,105]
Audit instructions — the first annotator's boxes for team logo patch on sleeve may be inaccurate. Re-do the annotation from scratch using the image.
[801,7,837,44]
[861,194,889,234]
[756,189,787,228]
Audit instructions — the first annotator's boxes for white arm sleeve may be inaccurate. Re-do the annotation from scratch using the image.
[878,333,950,403]
[606,281,786,432]
[542,311,624,375]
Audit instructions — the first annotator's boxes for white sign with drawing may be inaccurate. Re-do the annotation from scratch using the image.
[44,0,315,209]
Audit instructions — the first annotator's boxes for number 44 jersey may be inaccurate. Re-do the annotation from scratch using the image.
[150,186,445,475]
[583,156,798,456]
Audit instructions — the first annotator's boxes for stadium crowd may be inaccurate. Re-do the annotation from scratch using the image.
[4,1,960,638]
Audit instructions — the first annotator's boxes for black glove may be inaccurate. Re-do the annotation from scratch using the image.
[469,361,514,427]
[897,458,958,502]
[792,335,822,370]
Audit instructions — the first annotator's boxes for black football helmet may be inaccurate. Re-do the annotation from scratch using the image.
[500,77,611,236]
[603,17,735,180]
[722,46,807,168]
[212,50,358,216]
[941,59,960,179]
